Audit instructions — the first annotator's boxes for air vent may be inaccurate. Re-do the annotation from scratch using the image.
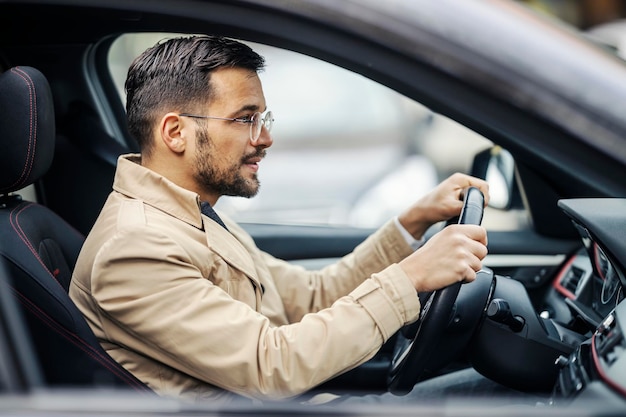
[561,265,585,295]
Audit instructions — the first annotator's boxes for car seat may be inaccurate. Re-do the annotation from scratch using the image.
[0,66,153,394]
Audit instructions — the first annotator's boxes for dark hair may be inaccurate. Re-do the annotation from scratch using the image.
[125,35,265,155]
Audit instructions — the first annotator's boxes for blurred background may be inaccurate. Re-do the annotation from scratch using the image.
[520,0,626,58]
[519,0,625,28]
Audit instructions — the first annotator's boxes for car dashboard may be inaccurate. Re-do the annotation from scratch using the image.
[550,199,626,405]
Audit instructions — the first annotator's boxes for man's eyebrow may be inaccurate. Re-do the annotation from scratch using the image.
[234,104,267,114]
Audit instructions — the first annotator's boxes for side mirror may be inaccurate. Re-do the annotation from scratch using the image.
[471,146,516,210]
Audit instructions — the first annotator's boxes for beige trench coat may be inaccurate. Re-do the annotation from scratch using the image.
[69,154,421,403]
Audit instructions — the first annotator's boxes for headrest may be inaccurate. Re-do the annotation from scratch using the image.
[0,66,55,195]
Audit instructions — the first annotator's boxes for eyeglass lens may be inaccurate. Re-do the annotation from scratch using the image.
[251,111,273,142]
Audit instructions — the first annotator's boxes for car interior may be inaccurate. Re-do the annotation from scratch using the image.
[0,1,625,414]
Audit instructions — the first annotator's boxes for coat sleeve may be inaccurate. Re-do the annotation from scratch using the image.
[232,218,417,323]
[88,223,420,401]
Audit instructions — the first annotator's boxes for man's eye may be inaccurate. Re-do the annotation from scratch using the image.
[238,115,253,123]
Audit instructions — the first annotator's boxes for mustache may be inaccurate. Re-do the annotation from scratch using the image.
[242,147,267,163]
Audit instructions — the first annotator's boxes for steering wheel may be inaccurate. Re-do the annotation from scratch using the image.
[387,186,485,395]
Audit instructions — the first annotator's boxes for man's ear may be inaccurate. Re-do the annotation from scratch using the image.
[160,112,187,154]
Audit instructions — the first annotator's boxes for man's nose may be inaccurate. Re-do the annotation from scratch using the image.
[254,125,273,148]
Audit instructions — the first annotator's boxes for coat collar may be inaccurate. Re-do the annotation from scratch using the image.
[113,154,204,229]
[113,154,260,285]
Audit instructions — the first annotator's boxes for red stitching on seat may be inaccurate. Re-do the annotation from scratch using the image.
[7,67,37,191]
[9,203,63,289]
[11,289,152,392]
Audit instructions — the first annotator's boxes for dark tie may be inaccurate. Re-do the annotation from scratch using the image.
[200,201,228,231]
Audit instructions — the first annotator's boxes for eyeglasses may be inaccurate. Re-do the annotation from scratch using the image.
[178,111,274,144]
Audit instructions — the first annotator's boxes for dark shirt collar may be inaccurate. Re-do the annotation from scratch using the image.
[200,201,229,231]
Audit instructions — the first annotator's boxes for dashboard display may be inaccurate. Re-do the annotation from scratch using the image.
[594,244,624,314]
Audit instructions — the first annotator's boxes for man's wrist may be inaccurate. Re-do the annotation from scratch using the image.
[393,216,424,251]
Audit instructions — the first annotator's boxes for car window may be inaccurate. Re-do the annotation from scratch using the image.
[108,33,522,230]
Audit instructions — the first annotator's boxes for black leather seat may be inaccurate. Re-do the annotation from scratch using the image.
[0,66,153,394]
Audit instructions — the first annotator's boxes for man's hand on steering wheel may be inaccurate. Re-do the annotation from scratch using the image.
[388,184,488,394]
[399,223,487,291]
[397,172,490,241]
[398,172,489,291]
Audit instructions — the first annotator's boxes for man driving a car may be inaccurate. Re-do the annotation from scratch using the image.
[69,34,492,404]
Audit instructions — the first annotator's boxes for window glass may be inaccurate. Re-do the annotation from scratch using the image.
[108,33,521,229]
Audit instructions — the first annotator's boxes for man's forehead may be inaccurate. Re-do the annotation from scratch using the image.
[209,68,265,110]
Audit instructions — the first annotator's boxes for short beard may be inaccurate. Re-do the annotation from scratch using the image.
[193,127,263,198]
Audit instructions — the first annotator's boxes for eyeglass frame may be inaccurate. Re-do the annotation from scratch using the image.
[178,110,273,144]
